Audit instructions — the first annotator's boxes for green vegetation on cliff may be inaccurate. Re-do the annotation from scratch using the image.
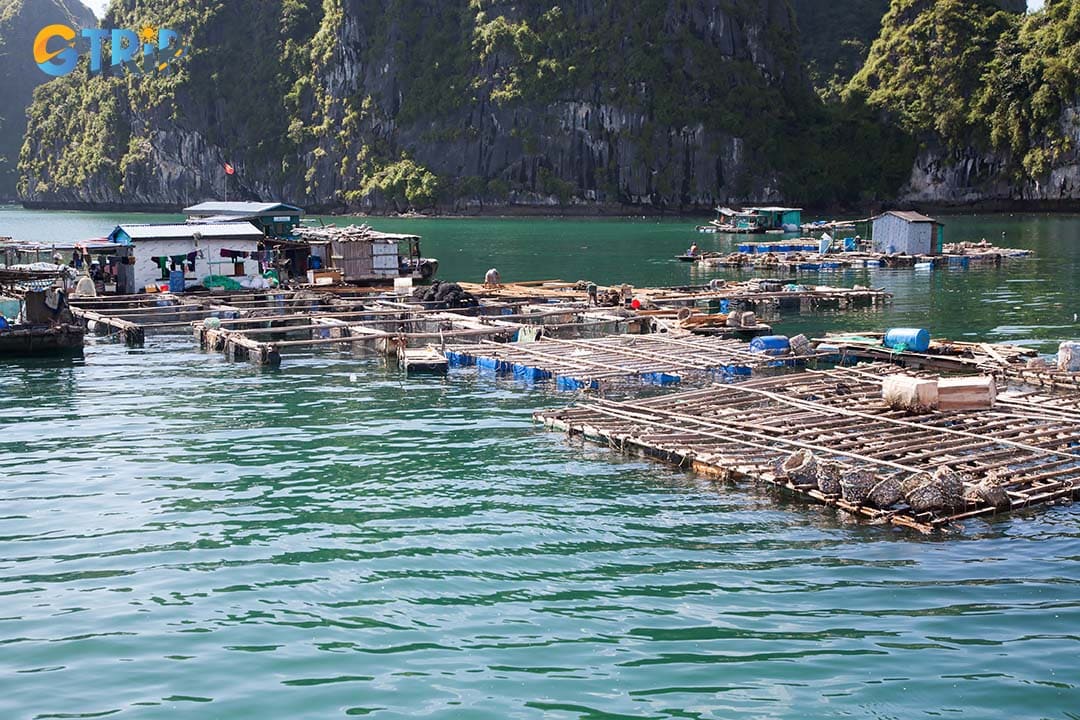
[978,0,1080,178]
[789,0,891,99]
[18,0,1079,210]
[0,0,96,197]
[849,0,1077,185]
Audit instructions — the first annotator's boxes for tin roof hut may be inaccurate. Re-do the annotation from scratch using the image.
[871,211,944,255]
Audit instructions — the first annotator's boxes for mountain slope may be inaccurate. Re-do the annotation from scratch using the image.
[0,0,97,198]
[849,0,1080,205]
[17,0,852,211]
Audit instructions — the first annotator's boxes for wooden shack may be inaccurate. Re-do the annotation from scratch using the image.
[871,211,944,255]
[298,225,438,283]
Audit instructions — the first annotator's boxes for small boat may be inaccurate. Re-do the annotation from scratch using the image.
[0,285,86,358]
[0,322,85,357]
[676,251,722,263]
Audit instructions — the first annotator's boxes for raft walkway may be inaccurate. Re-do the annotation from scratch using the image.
[65,280,889,366]
[814,332,1037,373]
[444,334,815,390]
[696,244,1032,273]
[459,280,890,317]
[536,364,1080,533]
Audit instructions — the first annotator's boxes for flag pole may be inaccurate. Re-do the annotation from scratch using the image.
[224,164,228,202]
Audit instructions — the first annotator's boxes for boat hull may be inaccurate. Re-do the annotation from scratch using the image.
[0,324,85,358]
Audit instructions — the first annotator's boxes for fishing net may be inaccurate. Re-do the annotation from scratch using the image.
[413,281,479,309]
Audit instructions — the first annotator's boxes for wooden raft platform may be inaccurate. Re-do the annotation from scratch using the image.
[536,364,1080,533]
[193,302,650,367]
[458,281,890,318]
[445,334,815,391]
[696,245,1032,272]
[815,333,1037,373]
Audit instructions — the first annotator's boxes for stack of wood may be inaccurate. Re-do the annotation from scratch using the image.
[938,377,997,410]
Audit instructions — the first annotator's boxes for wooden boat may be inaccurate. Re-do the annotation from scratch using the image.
[0,323,85,357]
[675,252,721,262]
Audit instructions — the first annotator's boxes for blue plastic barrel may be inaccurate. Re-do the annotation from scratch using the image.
[169,270,186,293]
[843,237,857,252]
[738,244,751,253]
[884,328,930,353]
[749,335,791,356]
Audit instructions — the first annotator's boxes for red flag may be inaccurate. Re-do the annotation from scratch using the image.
[223,162,235,175]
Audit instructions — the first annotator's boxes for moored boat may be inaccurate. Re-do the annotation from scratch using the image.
[0,322,85,357]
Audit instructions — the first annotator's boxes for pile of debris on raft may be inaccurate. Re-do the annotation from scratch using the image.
[412,281,478,309]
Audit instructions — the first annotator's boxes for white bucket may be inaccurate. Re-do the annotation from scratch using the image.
[394,277,414,296]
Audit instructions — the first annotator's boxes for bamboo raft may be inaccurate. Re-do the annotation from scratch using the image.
[696,246,1032,272]
[66,280,887,367]
[459,280,890,317]
[1003,367,1080,399]
[536,364,1080,533]
[814,333,1037,373]
[192,301,653,367]
[445,334,816,391]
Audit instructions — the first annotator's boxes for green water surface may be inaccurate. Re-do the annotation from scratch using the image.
[1,207,1078,718]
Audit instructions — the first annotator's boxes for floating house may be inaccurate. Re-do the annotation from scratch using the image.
[108,223,265,294]
[298,225,439,284]
[184,201,305,237]
[746,207,803,233]
[870,211,944,255]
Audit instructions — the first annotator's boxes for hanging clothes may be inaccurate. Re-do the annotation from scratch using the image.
[45,288,62,311]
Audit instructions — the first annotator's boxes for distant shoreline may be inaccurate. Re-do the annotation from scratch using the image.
[11,199,1080,219]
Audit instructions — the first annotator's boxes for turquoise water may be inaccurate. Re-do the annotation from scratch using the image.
[2,207,1079,718]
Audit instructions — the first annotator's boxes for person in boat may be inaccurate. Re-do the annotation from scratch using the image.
[484,268,502,287]
[687,243,699,257]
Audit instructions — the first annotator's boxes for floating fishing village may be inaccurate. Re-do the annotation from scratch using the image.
[2,200,1075,536]
[8,0,1080,715]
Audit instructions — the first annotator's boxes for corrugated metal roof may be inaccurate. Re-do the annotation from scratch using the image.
[113,223,265,241]
[183,201,305,216]
[877,210,938,223]
[190,214,259,223]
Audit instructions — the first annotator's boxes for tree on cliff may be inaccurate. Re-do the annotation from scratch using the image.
[0,0,96,198]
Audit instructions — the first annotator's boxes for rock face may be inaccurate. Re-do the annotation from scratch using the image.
[18,0,814,211]
[852,0,1080,207]
[902,103,1080,206]
[17,0,1080,211]
[0,0,96,198]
